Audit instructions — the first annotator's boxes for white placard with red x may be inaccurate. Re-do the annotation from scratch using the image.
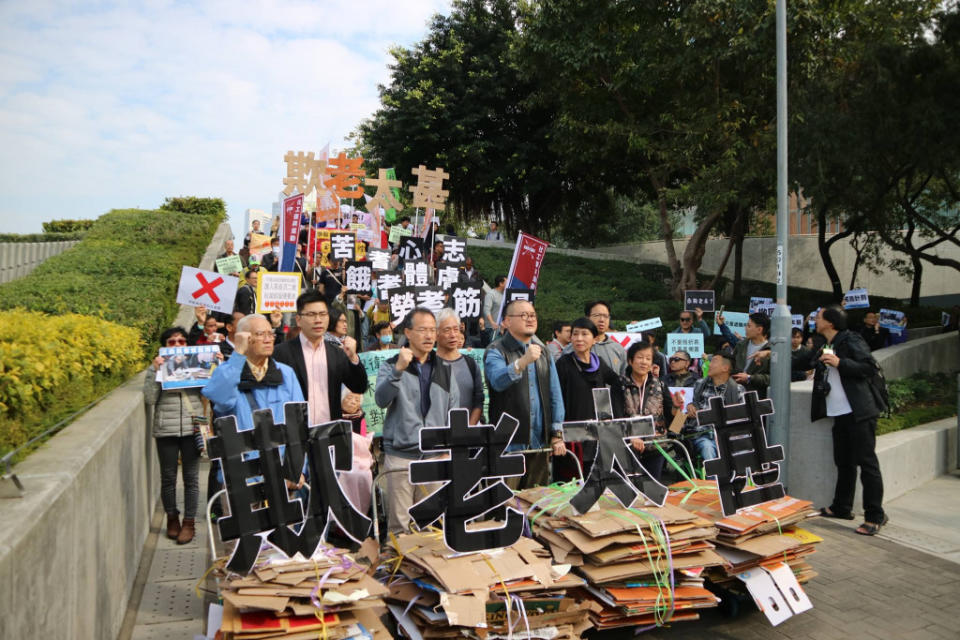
[176,266,239,315]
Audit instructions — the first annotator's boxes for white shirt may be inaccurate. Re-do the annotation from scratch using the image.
[825,364,852,416]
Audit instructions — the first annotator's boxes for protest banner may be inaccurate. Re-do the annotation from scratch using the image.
[498,231,548,323]
[749,297,773,313]
[842,288,870,309]
[248,232,272,258]
[279,193,304,272]
[684,290,716,313]
[666,332,705,358]
[315,184,339,223]
[157,344,221,390]
[215,254,244,276]
[358,348,489,436]
[878,308,907,335]
[605,332,645,351]
[626,317,662,333]
[715,311,749,337]
[176,266,238,315]
[256,272,301,313]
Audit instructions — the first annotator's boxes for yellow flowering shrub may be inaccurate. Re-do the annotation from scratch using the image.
[0,309,143,459]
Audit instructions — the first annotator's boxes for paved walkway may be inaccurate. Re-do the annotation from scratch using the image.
[119,469,960,639]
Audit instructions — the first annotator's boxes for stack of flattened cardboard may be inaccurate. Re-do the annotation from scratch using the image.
[666,480,820,583]
[383,530,594,639]
[666,480,821,625]
[514,485,725,630]
[216,543,392,639]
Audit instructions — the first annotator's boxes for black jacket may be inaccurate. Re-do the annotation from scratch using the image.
[555,352,625,421]
[809,329,879,422]
[272,337,368,420]
[235,284,257,315]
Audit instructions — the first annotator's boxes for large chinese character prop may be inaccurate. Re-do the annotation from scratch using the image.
[398,236,424,261]
[329,231,356,262]
[368,248,392,272]
[562,388,667,515]
[365,168,404,214]
[451,284,482,320]
[438,235,466,264]
[345,261,373,294]
[283,150,327,196]
[403,260,430,287]
[409,408,525,552]
[696,390,784,516]
[435,263,460,291]
[326,153,365,200]
[409,165,449,210]
[208,403,371,574]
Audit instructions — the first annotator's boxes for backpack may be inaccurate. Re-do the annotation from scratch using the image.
[867,358,890,417]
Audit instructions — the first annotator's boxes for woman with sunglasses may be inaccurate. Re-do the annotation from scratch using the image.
[143,326,203,544]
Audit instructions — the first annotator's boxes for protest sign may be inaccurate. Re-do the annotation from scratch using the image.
[605,332,645,351]
[359,348,489,436]
[247,210,272,236]
[498,232,548,323]
[792,314,804,330]
[669,386,694,410]
[398,236,424,261]
[344,261,373,294]
[368,248,392,271]
[843,288,870,309]
[715,311,749,337]
[503,287,535,309]
[755,303,790,318]
[176,266,238,315]
[215,254,244,276]
[626,317,662,333]
[684,290,715,313]
[279,193,304,272]
[808,308,820,329]
[878,308,907,335]
[389,224,413,244]
[451,283,482,320]
[256,272,301,313]
[329,231,356,262]
[749,297,773,313]
[248,233,272,258]
[438,234,467,264]
[315,184,339,223]
[157,344,221,390]
[666,332,705,358]
[944,311,952,327]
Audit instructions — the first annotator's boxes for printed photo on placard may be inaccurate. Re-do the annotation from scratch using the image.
[157,345,221,389]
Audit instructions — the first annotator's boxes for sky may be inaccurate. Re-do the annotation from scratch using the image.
[0,0,451,240]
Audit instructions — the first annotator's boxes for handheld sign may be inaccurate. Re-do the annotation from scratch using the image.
[714,311,749,337]
[666,332,705,358]
[215,254,244,275]
[878,308,907,335]
[791,314,804,330]
[843,288,870,309]
[626,317,662,333]
[605,332,645,351]
[256,272,301,313]
[749,297,773,313]
[176,266,238,315]
[684,290,715,313]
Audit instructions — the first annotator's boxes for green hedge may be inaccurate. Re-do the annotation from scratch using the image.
[878,371,958,435]
[0,199,225,349]
[42,219,96,233]
[0,231,85,243]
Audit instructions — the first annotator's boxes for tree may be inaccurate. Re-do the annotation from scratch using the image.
[354,0,569,238]
[522,0,779,299]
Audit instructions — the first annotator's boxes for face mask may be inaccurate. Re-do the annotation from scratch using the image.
[272,248,280,256]
[380,334,393,344]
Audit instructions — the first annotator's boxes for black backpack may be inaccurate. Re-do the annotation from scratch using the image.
[867,358,890,416]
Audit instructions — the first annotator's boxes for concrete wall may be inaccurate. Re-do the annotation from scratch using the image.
[0,240,79,283]
[0,222,232,640]
[787,332,960,509]
[590,234,959,305]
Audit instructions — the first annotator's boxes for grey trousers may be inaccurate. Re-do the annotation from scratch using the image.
[156,436,200,520]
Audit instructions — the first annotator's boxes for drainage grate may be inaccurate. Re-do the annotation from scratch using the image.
[136,579,204,625]
[147,547,210,583]
[878,524,960,554]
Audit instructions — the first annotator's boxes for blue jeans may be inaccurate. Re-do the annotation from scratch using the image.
[690,431,718,463]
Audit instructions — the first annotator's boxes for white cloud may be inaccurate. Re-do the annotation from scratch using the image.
[0,0,450,234]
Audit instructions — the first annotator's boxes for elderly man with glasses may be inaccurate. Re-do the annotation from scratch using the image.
[203,313,305,433]
[484,299,566,490]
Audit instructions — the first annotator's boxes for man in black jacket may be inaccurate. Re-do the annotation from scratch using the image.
[272,290,368,425]
[235,269,259,315]
[811,304,887,535]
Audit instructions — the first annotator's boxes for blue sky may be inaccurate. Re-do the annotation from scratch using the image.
[0,0,450,240]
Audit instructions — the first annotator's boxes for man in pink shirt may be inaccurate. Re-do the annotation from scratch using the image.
[273,290,368,425]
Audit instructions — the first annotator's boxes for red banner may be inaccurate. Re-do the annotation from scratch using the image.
[280,193,304,271]
[497,231,549,322]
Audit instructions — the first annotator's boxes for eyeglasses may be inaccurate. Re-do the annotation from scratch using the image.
[679,317,692,322]
[669,357,689,363]
[166,338,187,346]
[298,311,329,319]
[507,312,537,320]
[439,327,460,335]
[410,327,437,335]
[251,331,275,341]
[589,313,610,320]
